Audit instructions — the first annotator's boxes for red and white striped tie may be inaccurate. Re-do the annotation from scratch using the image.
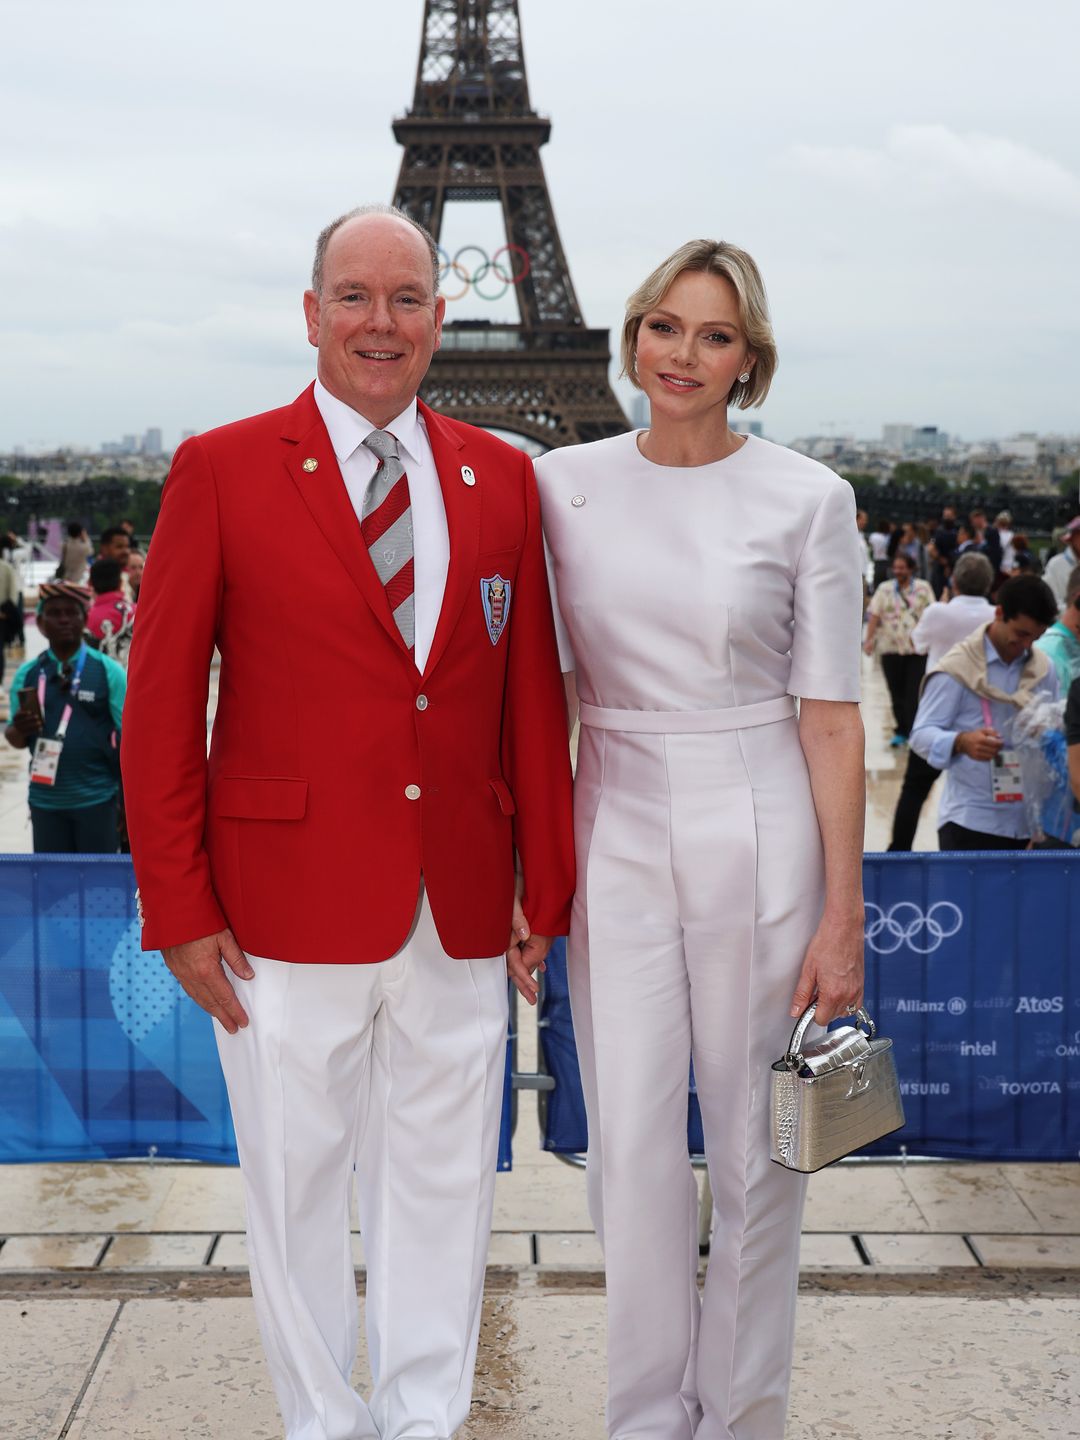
[361,430,414,651]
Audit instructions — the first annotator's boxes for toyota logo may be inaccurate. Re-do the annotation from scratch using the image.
[864,901,964,955]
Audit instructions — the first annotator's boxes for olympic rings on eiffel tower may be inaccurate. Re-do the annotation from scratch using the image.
[437,244,531,302]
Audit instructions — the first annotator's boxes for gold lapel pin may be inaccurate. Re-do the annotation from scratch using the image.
[302,457,319,473]
[461,465,476,487]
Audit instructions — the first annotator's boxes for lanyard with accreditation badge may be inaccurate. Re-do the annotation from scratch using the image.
[980,696,1024,804]
[29,648,87,787]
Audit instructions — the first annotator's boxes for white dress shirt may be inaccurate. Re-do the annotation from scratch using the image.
[911,593,996,669]
[314,379,449,673]
[1044,548,1080,611]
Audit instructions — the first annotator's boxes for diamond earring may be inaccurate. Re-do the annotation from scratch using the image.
[738,371,751,384]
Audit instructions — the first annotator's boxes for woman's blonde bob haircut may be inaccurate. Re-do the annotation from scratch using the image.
[621,239,777,411]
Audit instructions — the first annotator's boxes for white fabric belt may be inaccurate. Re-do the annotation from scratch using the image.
[578,695,797,734]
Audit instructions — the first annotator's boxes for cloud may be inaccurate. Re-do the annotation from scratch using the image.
[790,124,1080,218]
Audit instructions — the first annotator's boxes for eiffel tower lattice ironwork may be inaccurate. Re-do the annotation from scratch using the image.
[392,0,628,449]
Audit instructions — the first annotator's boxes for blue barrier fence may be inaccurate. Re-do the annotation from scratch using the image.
[540,853,1080,1163]
[0,857,513,1170]
[1,854,1077,1167]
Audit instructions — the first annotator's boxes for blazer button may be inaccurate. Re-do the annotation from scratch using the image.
[405,784,421,800]
[415,695,429,711]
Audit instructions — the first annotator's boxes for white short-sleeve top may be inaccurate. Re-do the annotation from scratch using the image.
[535,430,863,711]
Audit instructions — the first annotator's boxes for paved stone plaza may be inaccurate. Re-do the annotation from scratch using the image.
[2,1151,1078,1439]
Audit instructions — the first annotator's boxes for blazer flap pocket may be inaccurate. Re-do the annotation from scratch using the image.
[488,777,516,816]
[213,776,308,821]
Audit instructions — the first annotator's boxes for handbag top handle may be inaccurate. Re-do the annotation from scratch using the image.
[784,1004,875,1072]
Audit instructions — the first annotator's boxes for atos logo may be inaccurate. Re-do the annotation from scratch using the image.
[1015,996,1064,1014]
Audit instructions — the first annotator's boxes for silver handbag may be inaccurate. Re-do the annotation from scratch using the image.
[770,1004,905,1172]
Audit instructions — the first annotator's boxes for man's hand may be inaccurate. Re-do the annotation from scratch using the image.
[955,727,1002,761]
[5,708,43,748]
[789,906,865,1027]
[505,893,552,1006]
[162,929,254,1034]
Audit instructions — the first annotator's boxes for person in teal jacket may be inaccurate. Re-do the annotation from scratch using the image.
[4,581,126,852]
[1035,563,1080,695]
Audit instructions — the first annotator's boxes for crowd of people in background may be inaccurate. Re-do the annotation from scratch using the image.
[2,500,1080,857]
[2,520,142,853]
[859,505,1080,852]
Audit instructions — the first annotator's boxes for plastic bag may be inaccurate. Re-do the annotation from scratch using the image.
[1012,697,1077,845]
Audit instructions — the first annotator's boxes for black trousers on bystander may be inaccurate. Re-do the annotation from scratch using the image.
[880,652,927,737]
[888,749,941,850]
[30,799,120,854]
[938,822,1028,852]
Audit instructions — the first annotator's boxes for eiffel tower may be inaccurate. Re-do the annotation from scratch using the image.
[392,0,628,450]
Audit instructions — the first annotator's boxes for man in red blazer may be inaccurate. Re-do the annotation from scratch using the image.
[123,206,574,1440]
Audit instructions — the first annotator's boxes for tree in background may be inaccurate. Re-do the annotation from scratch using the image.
[891,461,949,490]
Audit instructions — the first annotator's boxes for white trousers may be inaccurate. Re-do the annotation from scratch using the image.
[570,718,819,1440]
[214,896,508,1440]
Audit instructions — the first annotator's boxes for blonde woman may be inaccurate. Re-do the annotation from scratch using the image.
[534,241,866,1440]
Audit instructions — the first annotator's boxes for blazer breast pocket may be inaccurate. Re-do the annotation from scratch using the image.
[477,546,521,566]
[211,776,308,821]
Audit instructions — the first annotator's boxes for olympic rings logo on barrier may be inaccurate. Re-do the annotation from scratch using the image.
[438,244,531,302]
[864,901,964,955]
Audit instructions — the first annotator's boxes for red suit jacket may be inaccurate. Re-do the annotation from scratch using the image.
[122,385,575,963]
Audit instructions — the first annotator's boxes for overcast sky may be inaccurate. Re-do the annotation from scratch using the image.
[3,0,1077,450]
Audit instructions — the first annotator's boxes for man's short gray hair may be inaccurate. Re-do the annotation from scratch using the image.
[311,205,441,297]
[951,551,994,597]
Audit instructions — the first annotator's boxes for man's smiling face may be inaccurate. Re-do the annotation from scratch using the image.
[303,214,445,428]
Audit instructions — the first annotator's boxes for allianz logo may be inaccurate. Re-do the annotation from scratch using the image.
[892,997,967,1015]
[1015,996,1064,1014]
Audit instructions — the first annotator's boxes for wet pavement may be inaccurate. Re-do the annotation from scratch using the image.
[2,1134,1078,1438]
[4,1283,1077,1440]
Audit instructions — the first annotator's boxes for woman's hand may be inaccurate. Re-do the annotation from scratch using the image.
[789,906,865,1026]
[505,892,552,1005]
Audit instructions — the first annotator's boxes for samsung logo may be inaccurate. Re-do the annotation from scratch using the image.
[900,1082,951,1096]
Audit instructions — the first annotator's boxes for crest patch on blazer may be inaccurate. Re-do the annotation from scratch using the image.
[480,575,511,646]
